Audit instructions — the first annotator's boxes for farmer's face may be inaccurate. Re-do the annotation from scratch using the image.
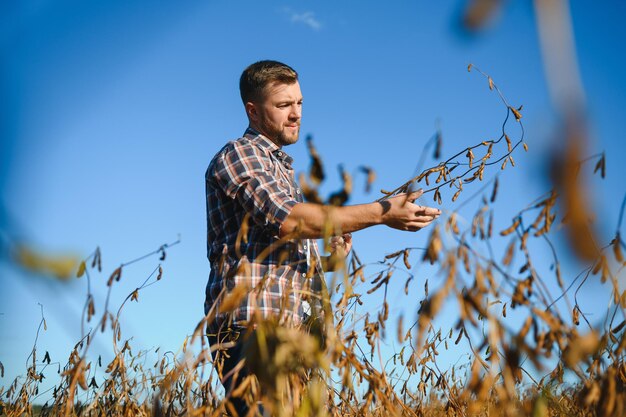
[246,81,303,147]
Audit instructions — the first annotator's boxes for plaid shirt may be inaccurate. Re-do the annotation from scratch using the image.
[205,127,324,329]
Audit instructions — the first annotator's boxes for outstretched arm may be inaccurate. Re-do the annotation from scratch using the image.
[279,190,441,239]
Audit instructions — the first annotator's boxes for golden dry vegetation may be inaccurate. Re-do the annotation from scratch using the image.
[1,68,625,417]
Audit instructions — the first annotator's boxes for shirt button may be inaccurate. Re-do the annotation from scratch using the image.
[302,273,307,277]
[277,151,283,157]
[303,244,307,250]
[296,188,301,194]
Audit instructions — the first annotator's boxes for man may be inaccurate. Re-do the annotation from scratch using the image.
[205,60,440,416]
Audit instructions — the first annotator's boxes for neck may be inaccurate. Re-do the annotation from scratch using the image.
[248,124,282,148]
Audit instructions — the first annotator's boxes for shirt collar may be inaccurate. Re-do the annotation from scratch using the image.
[244,127,294,166]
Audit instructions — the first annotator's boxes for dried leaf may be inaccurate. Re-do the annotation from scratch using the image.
[77,367,88,391]
[404,276,413,295]
[87,298,95,322]
[434,131,442,159]
[611,320,625,334]
[519,316,533,339]
[449,213,460,235]
[403,250,412,270]
[107,266,122,286]
[327,165,352,206]
[466,149,475,169]
[455,328,463,345]
[613,234,624,263]
[422,226,442,264]
[556,264,564,289]
[452,189,461,202]
[500,218,520,236]
[106,357,119,374]
[462,0,501,32]
[563,331,599,368]
[490,177,499,203]
[380,301,389,327]
[532,308,561,332]
[551,129,600,261]
[306,135,325,185]
[593,153,606,179]
[385,250,403,260]
[219,284,250,313]
[92,247,101,271]
[299,173,323,204]
[505,134,512,152]
[368,271,391,294]
[77,261,86,278]
[359,166,376,193]
[509,106,522,121]
[503,239,516,266]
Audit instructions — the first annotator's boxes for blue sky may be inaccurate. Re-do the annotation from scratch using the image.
[1,1,625,398]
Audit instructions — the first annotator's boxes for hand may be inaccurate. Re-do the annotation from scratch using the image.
[380,190,441,232]
[329,233,352,257]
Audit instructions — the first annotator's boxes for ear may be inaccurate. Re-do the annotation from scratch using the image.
[245,101,258,123]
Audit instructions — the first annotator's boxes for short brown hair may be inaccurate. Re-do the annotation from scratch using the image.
[239,60,298,104]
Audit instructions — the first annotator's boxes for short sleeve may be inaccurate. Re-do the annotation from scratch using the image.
[211,142,297,236]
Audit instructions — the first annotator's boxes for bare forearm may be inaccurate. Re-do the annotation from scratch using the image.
[279,192,441,239]
[280,202,383,239]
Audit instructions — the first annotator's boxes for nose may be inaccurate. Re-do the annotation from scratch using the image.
[289,103,301,120]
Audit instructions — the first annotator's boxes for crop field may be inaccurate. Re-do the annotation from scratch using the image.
[1,64,625,417]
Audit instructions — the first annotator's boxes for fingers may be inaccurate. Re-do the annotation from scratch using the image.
[397,189,424,205]
[404,213,439,231]
[396,191,441,215]
[330,233,352,248]
[329,235,346,250]
[414,206,441,217]
[414,215,437,223]
[383,191,443,232]
[405,220,436,231]
[343,233,352,251]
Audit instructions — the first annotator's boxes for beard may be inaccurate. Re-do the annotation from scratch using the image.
[258,118,300,147]
[274,127,300,146]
